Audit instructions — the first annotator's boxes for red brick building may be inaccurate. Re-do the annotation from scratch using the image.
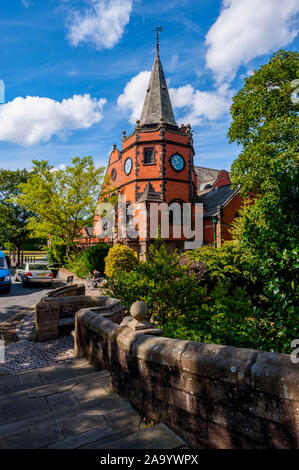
[81,42,243,256]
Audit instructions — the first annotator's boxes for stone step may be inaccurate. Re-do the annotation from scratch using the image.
[0,358,186,449]
[0,358,94,396]
[83,423,186,450]
[0,396,143,449]
[0,371,112,426]
[0,393,130,440]
[0,370,110,402]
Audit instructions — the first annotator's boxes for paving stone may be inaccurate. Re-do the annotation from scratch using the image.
[88,424,186,449]
[0,360,184,449]
[0,396,50,425]
[60,413,107,438]
[18,371,43,388]
[0,422,64,449]
[71,375,111,404]
[47,391,78,411]
[104,405,144,432]
[48,426,115,449]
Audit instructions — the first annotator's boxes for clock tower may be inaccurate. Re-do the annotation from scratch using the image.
[95,36,198,257]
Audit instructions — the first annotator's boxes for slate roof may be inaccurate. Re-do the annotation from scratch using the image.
[140,51,177,128]
[137,182,163,203]
[196,184,239,217]
[194,166,220,182]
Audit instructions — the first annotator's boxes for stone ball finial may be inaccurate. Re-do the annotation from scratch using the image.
[130,301,148,321]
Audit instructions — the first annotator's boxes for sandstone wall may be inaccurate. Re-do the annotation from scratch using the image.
[75,310,299,449]
[35,285,123,341]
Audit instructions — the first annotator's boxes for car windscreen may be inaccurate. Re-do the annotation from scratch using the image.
[29,264,49,271]
[0,258,7,269]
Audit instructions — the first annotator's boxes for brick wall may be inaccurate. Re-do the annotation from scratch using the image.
[75,311,299,449]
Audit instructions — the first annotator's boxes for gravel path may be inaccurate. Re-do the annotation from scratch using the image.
[0,312,75,375]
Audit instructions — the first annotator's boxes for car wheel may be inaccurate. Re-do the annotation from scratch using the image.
[21,276,28,287]
[4,286,11,294]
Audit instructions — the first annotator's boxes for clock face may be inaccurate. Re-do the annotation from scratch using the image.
[124,158,132,175]
[170,154,185,172]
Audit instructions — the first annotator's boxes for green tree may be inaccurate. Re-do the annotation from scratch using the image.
[0,168,32,265]
[228,50,299,345]
[17,157,105,260]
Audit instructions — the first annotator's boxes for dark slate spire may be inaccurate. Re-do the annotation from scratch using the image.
[140,48,177,128]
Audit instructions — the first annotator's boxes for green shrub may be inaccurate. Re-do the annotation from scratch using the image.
[47,239,67,266]
[106,240,297,354]
[105,244,138,278]
[69,243,111,278]
[107,243,206,325]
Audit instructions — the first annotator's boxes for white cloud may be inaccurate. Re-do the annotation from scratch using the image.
[206,0,299,83]
[117,70,151,124]
[0,94,106,146]
[170,83,233,125]
[117,71,233,127]
[67,0,132,51]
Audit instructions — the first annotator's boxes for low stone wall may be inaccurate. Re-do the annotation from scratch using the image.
[35,285,124,341]
[45,284,86,298]
[75,311,299,449]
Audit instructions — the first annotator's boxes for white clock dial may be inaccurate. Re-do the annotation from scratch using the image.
[124,158,132,175]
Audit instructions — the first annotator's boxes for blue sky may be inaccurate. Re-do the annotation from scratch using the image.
[0,0,298,172]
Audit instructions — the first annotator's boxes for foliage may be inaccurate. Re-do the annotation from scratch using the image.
[161,278,297,353]
[179,254,208,282]
[183,241,258,288]
[108,239,297,353]
[16,157,105,260]
[69,243,111,278]
[227,49,299,338]
[0,168,33,261]
[47,238,67,266]
[107,243,207,325]
[104,244,138,278]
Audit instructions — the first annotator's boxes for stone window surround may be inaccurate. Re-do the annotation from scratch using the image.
[143,146,157,166]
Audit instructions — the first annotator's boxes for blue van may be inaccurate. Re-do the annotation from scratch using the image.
[0,251,11,293]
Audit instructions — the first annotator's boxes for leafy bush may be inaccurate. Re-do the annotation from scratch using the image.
[179,255,208,282]
[69,243,111,278]
[105,244,138,278]
[183,241,257,286]
[107,243,206,325]
[47,239,67,266]
[106,240,297,353]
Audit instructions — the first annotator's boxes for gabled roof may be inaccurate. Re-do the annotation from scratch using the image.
[137,182,163,203]
[140,51,177,128]
[196,184,239,217]
[194,166,220,183]
[83,227,94,237]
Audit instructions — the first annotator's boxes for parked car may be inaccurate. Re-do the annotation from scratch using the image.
[15,262,54,287]
[0,250,11,294]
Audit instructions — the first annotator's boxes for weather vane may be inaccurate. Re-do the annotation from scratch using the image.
[153,26,163,53]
